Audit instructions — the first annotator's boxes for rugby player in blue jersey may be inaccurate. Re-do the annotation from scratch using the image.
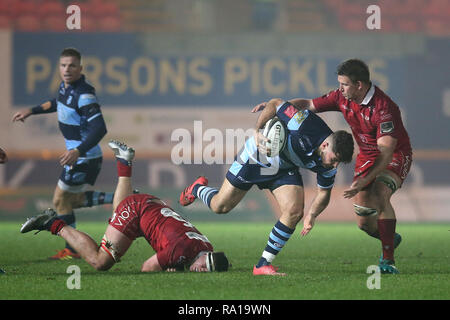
[12,48,113,260]
[180,98,354,275]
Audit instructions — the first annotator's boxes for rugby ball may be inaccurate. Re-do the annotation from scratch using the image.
[262,117,287,157]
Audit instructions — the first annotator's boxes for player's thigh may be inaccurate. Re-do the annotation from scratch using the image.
[103,225,134,261]
[212,179,248,211]
[53,185,79,213]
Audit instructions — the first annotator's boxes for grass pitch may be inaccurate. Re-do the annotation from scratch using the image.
[0,221,449,300]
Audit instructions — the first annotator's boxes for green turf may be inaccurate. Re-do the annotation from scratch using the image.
[0,221,449,300]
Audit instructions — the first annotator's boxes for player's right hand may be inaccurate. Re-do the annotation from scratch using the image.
[12,109,32,122]
[301,214,316,236]
[254,129,270,155]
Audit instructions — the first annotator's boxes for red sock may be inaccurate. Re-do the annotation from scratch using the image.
[377,219,396,261]
[50,219,67,235]
[117,161,132,177]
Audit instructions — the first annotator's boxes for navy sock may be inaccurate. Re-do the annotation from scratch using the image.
[84,191,114,207]
[256,220,295,268]
[195,185,218,209]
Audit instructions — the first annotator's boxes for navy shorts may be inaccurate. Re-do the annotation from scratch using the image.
[225,159,303,191]
[58,157,102,193]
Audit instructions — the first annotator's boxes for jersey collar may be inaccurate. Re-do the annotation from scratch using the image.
[360,83,375,106]
[64,74,85,90]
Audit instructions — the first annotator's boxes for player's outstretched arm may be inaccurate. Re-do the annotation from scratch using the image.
[12,108,32,122]
[289,98,316,112]
[12,100,57,123]
[252,98,316,113]
[301,187,331,236]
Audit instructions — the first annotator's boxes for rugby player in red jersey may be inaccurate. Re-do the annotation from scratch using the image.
[253,59,412,274]
[20,140,229,273]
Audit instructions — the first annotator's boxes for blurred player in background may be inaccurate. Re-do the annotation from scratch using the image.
[253,58,412,274]
[180,98,354,276]
[21,140,229,273]
[12,48,113,260]
[0,147,7,164]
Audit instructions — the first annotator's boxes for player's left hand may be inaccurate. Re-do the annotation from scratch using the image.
[301,214,316,236]
[251,102,267,113]
[343,178,367,199]
[59,149,80,166]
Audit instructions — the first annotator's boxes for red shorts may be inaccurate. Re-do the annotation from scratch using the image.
[109,194,213,269]
[353,150,413,184]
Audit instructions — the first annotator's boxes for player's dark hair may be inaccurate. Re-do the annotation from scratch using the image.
[331,130,354,164]
[336,59,370,84]
[60,47,81,62]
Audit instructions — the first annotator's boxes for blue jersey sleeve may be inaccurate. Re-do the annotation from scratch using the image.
[276,101,310,131]
[31,99,57,114]
[316,168,337,189]
[75,92,107,156]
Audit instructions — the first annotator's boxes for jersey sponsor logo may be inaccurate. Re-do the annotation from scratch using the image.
[358,133,368,143]
[293,109,308,125]
[66,95,73,105]
[111,205,134,226]
[283,104,297,119]
[379,110,392,120]
[380,121,394,134]
[360,112,370,121]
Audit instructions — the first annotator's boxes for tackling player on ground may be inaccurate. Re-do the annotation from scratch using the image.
[20,140,229,273]
[180,99,354,275]
[253,59,412,274]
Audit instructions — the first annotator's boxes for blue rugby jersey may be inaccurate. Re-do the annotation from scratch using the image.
[32,75,107,160]
[242,101,337,189]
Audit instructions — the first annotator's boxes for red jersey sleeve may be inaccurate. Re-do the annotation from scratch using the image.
[312,89,341,112]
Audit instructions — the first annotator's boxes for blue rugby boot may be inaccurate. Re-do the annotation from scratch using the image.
[379,259,399,274]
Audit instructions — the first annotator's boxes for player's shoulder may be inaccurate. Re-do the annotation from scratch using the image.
[72,75,96,95]
[373,86,398,109]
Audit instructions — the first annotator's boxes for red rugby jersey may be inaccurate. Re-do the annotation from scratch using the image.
[312,85,412,158]
[134,195,211,254]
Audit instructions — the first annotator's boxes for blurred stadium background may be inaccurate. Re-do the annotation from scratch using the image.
[0,0,449,223]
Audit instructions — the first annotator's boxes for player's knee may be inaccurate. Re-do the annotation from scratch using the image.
[210,198,236,214]
[91,255,115,271]
[53,192,72,211]
[94,261,113,271]
[357,219,377,237]
[212,203,233,214]
[52,193,61,208]
[285,206,304,224]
